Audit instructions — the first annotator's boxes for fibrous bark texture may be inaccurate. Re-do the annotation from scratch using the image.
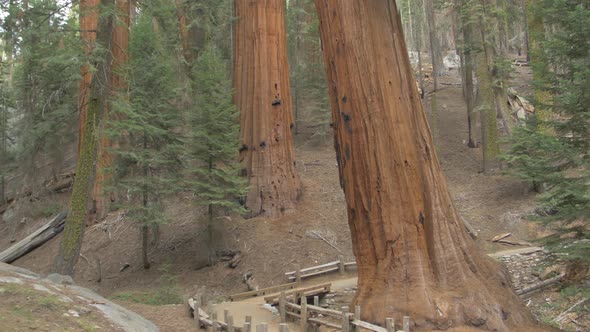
[92,0,130,221]
[313,1,539,330]
[78,0,100,154]
[55,1,114,276]
[233,0,302,218]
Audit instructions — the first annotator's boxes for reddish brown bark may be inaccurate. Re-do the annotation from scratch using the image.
[233,0,302,218]
[90,0,129,221]
[78,0,100,155]
[313,1,541,331]
[175,0,193,64]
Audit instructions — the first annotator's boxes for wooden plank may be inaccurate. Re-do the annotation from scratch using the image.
[344,262,357,268]
[229,282,299,301]
[307,304,353,319]
[286,311,301,319]
[264,283,331,304]
[0,211,67,263]
[308,317,341,329]
[287,266,340,280]
[351,320,387,332]
[285,261,340,276]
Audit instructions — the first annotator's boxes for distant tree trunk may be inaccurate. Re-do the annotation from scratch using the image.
[175,0,193,65]
[424,0,444,83]
[313,1,538,330]
[525,0,551,125]
[92,0,130,221]
[474,3,500,173]
[459,1,478,148]
[233,0,302,218]
[424,0,441,143]
[54,1,114,276]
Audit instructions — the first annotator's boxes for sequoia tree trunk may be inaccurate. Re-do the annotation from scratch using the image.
[92,0,130,221]
[78,0,100,156]
[313,1,539,330]
[233,0,302,218]
[55,1,114,276]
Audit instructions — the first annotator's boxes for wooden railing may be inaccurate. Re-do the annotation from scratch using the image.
[277,292,411,332]
[284,256,357,282]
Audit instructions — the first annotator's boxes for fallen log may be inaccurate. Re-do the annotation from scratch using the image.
[517,274,565,296]
[0,211,67,263]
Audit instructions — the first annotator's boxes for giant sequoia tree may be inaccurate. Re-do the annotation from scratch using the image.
[313,1,541,330]
[233,0,302,218]
[92,0,130,220]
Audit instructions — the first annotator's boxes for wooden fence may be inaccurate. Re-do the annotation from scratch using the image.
[284,256,357,282]
[190,293,411,332]
[278,292,410,332]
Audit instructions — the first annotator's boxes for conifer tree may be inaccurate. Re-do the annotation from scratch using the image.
[13,0,79,184]
[504,0,589,261]
[107,7,183,269]
[185,44,247,264]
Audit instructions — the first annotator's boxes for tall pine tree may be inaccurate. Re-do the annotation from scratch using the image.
[185,44,246,264]
[107,6,183,269]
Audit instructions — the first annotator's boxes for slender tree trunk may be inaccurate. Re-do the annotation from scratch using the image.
[424,0,440,144]
[313,1,539,330]
[525,0,551,126]
[141,225,150,269]
[92,0,130,221]
[233,0,302,219]
[460,4,478,148]
[474,2,500,173]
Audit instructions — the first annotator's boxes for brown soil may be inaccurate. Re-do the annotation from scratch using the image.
[1,56,570,331]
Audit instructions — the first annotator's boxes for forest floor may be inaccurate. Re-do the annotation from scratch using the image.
[1,55,587,331]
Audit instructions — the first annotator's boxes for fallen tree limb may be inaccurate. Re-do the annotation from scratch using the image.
[517,274,564,296]
[0,211,67,263]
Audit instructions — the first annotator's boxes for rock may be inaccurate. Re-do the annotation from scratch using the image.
[45,273,74,285]
[0,262,159,332]
[540,265,563,281]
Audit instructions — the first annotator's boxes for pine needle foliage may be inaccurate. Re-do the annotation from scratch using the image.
[185,44,247,220]
[107,6,183,267]
[10,0,80,183]
[503,0,589,261]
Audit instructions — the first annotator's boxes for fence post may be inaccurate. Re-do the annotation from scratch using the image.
[256,323,268,332]
[295,264,301,283]
[341,306,350,332]
[224,309,229,324]
[227,315,234,332]
[403,316,410,332]
[279,323,289,332]
[279,291,286,323]
[300,295,308,331]
[211,308,218,331]
[351,305,361,332]
[385,317,394,332]
[313,295,319,307]
[193,298,201,325]
[243,322,251,332]
[339,256,345,275]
